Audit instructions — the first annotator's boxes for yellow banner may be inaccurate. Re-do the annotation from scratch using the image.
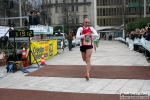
[29,40,57,63]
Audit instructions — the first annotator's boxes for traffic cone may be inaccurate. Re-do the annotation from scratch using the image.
[22,60,28,68]
[41,53,46,65]
[22,46,26,59]
[1,52,6,60]
[21,46,28,68]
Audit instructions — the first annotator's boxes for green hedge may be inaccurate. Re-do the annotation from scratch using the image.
[126,17,150,33]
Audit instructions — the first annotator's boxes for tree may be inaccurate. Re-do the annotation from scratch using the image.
[28,0,42,12]
[126,17,150,32]
[115,0,127,38]
[58,0,78,34]
[14,0,42,16]
[0,0,6,25]
[0,0,42,26]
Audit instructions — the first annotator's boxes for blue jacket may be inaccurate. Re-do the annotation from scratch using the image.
[146,30,150,40]
[32,15,40,25]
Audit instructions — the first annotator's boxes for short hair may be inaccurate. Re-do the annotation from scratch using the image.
[30,11,34,14]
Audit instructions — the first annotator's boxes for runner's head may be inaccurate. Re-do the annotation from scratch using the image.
[83,18,90,27]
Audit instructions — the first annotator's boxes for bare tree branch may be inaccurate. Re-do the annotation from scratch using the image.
[57,0,78,33]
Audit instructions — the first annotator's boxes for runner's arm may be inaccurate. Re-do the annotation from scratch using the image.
[90,27,99,37]
[76,27,85,39]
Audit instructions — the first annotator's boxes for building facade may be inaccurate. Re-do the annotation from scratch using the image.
[97,0,150,27]
[96,0,150,38]
[41,0,150,37]
[41,0,95,33]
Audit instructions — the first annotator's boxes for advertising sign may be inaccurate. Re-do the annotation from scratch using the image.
[30,40,57,63]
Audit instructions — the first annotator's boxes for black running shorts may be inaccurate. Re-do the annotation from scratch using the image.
[80,46,93,52]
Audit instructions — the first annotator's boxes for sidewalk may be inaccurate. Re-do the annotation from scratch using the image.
[0,40,150,95]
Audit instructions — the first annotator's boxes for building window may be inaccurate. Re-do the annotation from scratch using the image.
[63,18,66,24]
[55,6,58,13]
[75,0,78,3]
[83,5,87,12]
[103,9,105,16]
[103,19,106,26]
[55,0,58,3]
[49,18,51,25]
[72,6,74,11]
[76,6,78,11]
[83,15,87,19]
[76,17,79,23]
[71,0,74,3]
[83,0,86,2]
[97,8,99,16]
[63,0,66,3]
[97,0,99,6]
[72,18,74,23]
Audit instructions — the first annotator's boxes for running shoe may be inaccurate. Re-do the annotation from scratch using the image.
[85,73,89,81]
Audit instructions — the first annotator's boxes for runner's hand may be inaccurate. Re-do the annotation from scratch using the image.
[84,32,91,37]
[85,35,90,38]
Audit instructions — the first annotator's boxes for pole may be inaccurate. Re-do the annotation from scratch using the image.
[122,0,126,38]
[19,0,22,27]
[93,0,97,29]
[144,0,146,18]
[139,0,142,18]
[8,9,11,27]
[62,25,64,33]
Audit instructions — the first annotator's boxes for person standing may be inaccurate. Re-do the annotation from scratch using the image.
[32,12,41,25]
[67,31,73,51]
[146,23,150,41]
[24,11,34,26]
[76,18,99,81]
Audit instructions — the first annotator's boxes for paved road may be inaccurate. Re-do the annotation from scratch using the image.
[0,40,150,94]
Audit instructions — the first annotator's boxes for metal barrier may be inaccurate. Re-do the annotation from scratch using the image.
[114,37,150,52]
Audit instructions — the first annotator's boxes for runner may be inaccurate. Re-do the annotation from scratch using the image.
[76,18,99,81]
[93,37,99,52]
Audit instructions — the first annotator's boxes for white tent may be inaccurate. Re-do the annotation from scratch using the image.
[0,26,28,41]
[0,26,12,37]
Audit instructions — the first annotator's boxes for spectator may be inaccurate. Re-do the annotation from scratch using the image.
[128,31,134,50]
[108,34,112,41]
[24,11,34,26]
[134,28,140,51]
[33,12,41,25]
[139,28,146,53]
[146,23,150,41]
[67,31,73,51]
[125,33,129,46]
[103,35,106,40]
[143,26,148,38]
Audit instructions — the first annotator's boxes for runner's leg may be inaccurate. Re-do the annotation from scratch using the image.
[81,52,86,63]
[94,44,96,52]
[85,49,92,74]
[96,41,98,48]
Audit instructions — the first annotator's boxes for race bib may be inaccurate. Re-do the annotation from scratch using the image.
[82,37,92,45]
